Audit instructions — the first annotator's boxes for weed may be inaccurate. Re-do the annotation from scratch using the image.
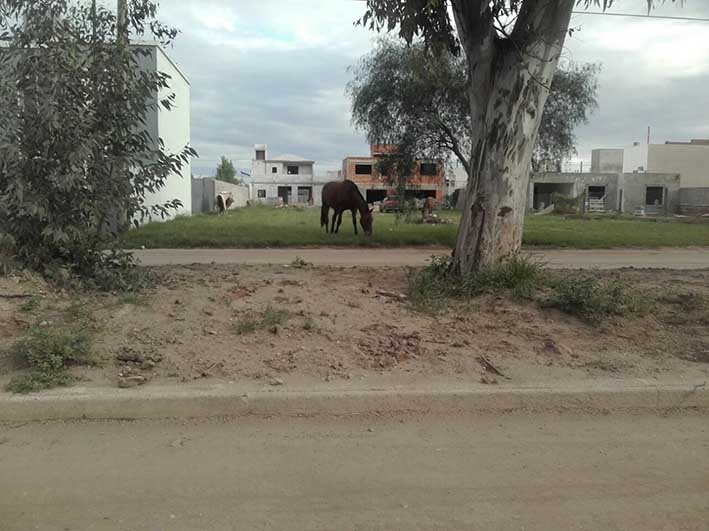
[18,295,42,313]
[461,255,543,299]
[303,316,315,331]
[118,292,148,306]
[234,307,290,335]
[409,255,543,312]
[408,255,455,312]
[234,315,258,335]
[542,276,634,323]
[261,306,290,327]
[290,256,310,268]
[5,326,92,394]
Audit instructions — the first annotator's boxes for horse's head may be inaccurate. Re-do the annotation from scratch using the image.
[360,208,374,236]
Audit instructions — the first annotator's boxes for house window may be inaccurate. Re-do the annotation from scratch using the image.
[287,165,299,175]
[271,167,278,174]
[646,186,664,206]
[256,150,265,160]
[257,189,266,198]
[420,163,438,176]
[355,164,373,175]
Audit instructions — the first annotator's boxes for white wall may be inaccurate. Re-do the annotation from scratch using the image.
[622,143,649,173]
[214,180,250,208]
[647,144,709,188]
[134,46,191,223]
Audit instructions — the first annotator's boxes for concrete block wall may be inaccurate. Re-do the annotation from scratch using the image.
[621,173,680,215]
[679,188,709,215]
[191,178,250,213]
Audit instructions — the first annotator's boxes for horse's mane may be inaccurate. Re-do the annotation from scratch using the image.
[352,181,367,205]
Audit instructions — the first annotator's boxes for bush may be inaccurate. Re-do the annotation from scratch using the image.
[461,255,542,299]
[410,255,636,323]
[0,1,195,289]
[551,192,584,214]
[5,326,92,394]
[543,276,631,323]
[409,254,542,311]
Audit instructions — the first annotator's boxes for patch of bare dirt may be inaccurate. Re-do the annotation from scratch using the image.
[2,265,709,389]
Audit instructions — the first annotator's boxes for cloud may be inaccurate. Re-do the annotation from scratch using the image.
[140,0,709,175]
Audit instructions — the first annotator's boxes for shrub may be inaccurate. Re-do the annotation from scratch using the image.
[543,276,631,323]
[461,255,542,299]
[5,326,92,394]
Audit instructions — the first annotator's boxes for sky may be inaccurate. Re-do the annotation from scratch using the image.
[106,0,709,175]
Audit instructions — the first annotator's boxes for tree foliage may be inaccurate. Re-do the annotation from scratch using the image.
[357,0,677,273]
[215,156,239,184]
[348,39,599,176]
[359,1,673,55]
[0,0,195,288]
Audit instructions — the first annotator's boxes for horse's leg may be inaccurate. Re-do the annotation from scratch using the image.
[336,210,344,233]
[352,209,358,235]
[331,209,339,233]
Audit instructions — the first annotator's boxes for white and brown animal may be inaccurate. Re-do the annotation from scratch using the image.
[216,192,234,215]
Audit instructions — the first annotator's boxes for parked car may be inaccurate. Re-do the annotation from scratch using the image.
[380,195,401,213]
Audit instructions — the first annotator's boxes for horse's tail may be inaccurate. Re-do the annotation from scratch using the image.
[320,204,329,229]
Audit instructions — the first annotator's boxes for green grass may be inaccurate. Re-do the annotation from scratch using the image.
[122,207,709,249]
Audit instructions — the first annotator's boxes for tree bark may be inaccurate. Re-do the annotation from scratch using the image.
[451,0,575,274]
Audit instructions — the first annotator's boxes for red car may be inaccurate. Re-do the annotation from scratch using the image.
[380,195,401,213]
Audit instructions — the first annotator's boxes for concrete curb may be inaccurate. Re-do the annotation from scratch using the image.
[1,383,708,422]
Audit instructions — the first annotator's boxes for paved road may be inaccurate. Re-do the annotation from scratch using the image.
[132,247,709,269]
[2,412,708,530]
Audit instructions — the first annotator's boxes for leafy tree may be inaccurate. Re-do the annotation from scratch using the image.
[358,0,676,273]
[0,0,195,287]
[534,63,600,172]
[348,39,599,178]
[215,156,239,184]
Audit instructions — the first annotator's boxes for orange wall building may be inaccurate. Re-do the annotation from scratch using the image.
[342,144,446,203]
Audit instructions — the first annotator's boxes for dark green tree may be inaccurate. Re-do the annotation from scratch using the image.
[358,0,676,273]
[348,39,599,177]
[215,156,239,184]
[0,0,195,287]
[533,63,600,172]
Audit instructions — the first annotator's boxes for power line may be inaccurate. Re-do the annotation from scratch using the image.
[572,11,709,22]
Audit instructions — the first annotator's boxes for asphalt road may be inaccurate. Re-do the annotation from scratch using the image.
[131,247,709,269]
[2,412,708,530]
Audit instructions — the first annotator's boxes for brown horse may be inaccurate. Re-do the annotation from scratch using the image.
[321,180,373,235]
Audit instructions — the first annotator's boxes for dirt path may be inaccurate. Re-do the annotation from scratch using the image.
[132,247,709,269]
[2,412,707,531]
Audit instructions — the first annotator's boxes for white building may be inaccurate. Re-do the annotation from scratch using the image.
[137,44,192,221]
[249,144,330,206]
[622,139,709,215]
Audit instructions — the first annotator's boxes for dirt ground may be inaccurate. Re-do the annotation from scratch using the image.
[2,264,709,390]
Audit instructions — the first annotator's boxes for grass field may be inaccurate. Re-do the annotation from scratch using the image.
[122,207,709,249]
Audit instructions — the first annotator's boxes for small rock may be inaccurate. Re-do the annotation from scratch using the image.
[269,325,279,335]
[140,360,156,370]
[207,330,217,336]
[367,428,375,433]
[203,309,214,317]
[270,378,285,386]
[118,375,147,388]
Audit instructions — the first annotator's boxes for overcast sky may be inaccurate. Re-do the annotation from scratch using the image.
[132,0,709,175]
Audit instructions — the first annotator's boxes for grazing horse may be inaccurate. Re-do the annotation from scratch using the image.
[216,192,234,215]
[422,197,435,220]
[321,180,373,235]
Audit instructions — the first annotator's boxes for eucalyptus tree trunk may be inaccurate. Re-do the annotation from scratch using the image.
[450,0,575,274]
